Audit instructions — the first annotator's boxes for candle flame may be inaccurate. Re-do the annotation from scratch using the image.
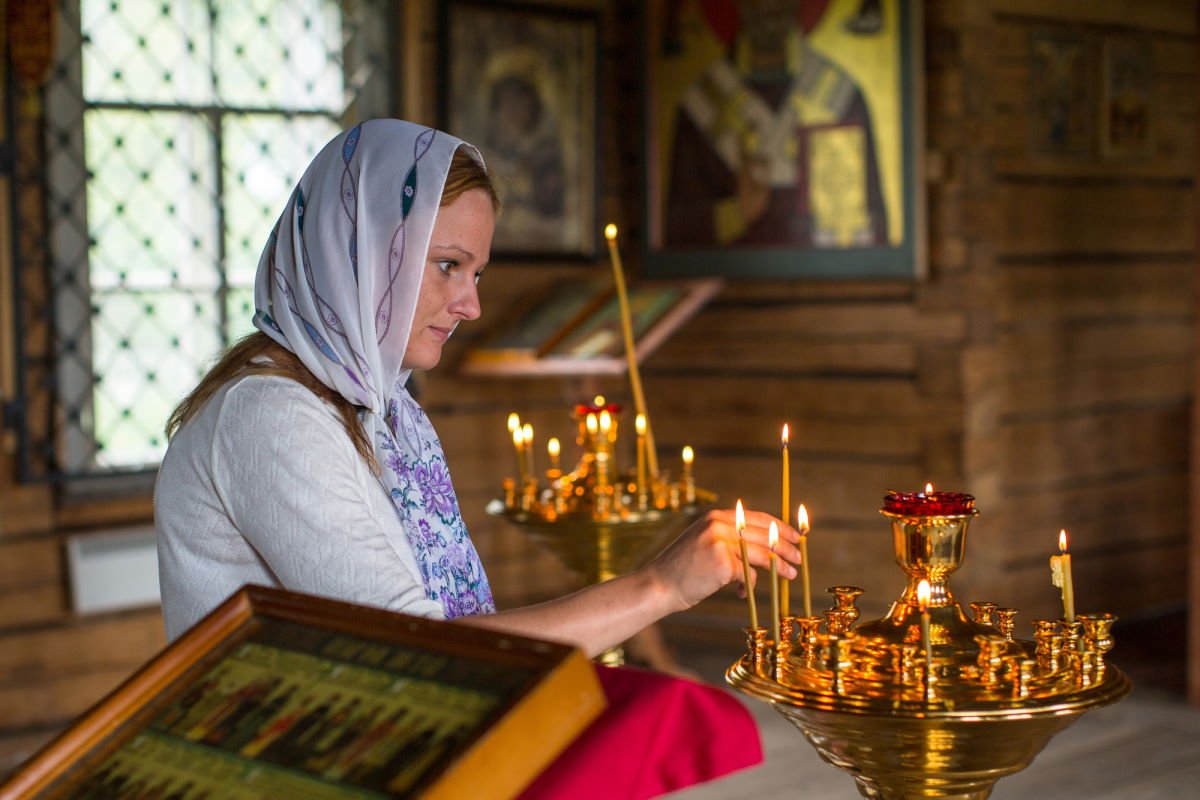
[924,482,934,495]
[635,413,646,435]
[681,445,693,465]
[797,503,810,533]
[1059,529,1068,554]
[522,423,533,445]
[593,394,605,407]
[917,579,931,612]
[735,499,746,534]
[599,410,612,433]
[507,412,520,433]
[512,427,523,447]
[586,413,598,435]
[782,423,789,447]
[768,520,779,549]
[547,437,560,458]
[604,223,618,241]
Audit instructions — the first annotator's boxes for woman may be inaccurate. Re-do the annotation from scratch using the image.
[155,119,799,654]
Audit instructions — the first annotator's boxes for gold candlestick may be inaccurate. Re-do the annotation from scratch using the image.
[728,487,1130,800]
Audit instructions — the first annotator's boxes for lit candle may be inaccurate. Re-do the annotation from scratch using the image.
[585,412,598,448]
[736,500,758,629]
[547,437,561,471]
[769,520,780,645]
[512,426,527,484]
[798,503,812,617]
[509,413,523,480]
[917,579,933,689]
[522,423,535,479]
[634,414,648,500]
[599,409,614,446]
[781,424,790,525]
[780,424,791,617]
[681,445,695,504]
[1050,529,1076,623]
[604,224,658,477]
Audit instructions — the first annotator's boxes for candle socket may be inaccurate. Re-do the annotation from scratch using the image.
[745,627,769,673]
[891,642,920,685]
[795,615,823,658]
[995,608,1018,641]
[830,634,856,694]
[970,601,999,628]
[520,479,538,511]
[1078,612,1117,658]
[824,586,864,634]
[780,616,797,647]
[1067,647,1093,688]
[975,634,1007,686]
[1058,619,1083,653]
[775,638,791,681]
[1010,657,1035,699]
[1033,619,1060,669]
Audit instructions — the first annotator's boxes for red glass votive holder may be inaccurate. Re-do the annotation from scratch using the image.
[882,490,976,517]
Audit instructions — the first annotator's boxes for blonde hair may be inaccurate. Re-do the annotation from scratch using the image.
[165,144,499,467]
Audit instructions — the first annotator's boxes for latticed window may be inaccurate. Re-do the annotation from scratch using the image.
[11,0,390,480]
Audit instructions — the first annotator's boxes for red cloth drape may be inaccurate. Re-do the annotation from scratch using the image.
[519,665,763,799]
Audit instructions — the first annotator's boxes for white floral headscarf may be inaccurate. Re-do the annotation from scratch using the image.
[253,119,495,618]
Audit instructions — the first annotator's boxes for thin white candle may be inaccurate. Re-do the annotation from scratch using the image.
[736,500,758,629]
[798,503,811,618]
[918,579,933,693]
[1050,529,1076,623]
[769,520,780,645]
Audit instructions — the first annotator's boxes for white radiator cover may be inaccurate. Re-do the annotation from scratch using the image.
[66,525,161,614]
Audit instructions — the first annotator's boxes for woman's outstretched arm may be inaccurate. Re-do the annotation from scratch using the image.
[456,508,801,657]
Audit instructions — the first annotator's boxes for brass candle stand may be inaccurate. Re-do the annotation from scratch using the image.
[727,492,1130,799]
[488,401,714,665]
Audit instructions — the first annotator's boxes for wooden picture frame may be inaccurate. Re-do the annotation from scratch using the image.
[440,0,600,260]
[1029,30,1093,156]
[461,278,723,377]
[643,0,925,279]
[1099,36,1153,160]
[1,586,605,799]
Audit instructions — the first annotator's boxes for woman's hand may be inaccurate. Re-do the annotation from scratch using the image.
[642,508,802,614]
[460,507,802,658]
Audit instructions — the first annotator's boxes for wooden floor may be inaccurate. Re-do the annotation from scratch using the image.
[661,612,1200,799]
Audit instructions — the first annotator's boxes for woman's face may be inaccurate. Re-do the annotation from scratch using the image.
[402,187,495,370]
